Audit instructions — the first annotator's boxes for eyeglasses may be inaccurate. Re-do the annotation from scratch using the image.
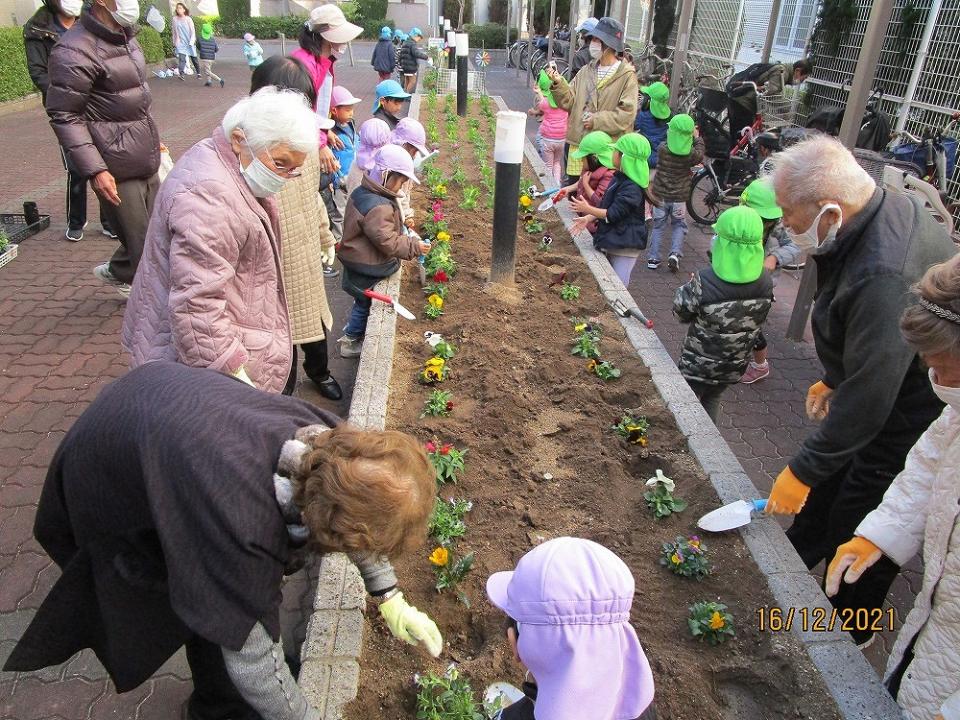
[267,155,302,178]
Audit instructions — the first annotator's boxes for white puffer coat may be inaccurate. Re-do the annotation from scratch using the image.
[856,405,960,720]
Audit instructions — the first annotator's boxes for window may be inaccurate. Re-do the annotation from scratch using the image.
[774,0,816,52]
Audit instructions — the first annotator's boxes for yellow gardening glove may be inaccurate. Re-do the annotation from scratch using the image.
[805,380,834,421]
[233,366,255,387]
[765,466,811,515]
[379,592,443,657]
[825,537,883,597]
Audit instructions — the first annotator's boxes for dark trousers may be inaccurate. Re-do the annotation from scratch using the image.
[282,339,330,396]
[785,392,941,644]
[61,146,109,232]
[686,379,727,423]
[103,174,160,284]
[184,636,263,720]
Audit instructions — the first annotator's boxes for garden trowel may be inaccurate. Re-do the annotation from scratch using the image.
[697,499,767,532]
[537,188,567,212]
[363,290,416,321]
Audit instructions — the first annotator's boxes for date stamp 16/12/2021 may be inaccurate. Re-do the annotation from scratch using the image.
[757,606,897,633]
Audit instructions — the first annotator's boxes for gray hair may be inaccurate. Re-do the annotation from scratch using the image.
[221,86,319,155]
[770,135,876,209]
[901,254,960,358]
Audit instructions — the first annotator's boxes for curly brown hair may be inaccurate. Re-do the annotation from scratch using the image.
[293,425,434,558]
[901,254,960,359]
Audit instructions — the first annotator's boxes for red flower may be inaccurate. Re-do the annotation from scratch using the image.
[425,441,437,453]
[433,270,449,283]
[431,200,443,212]
[440,444,452,455]
[445,401,454,412]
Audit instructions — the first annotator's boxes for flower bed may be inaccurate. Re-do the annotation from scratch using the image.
[344,94,840,720]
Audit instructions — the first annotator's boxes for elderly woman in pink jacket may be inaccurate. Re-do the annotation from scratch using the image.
[121,87,320,392]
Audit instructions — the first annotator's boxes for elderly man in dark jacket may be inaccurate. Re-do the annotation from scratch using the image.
[46,0,161,297]
[765,136,956,646]
[24,0,114,242]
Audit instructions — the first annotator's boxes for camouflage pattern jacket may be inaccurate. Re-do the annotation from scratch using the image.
[674,266,773,385]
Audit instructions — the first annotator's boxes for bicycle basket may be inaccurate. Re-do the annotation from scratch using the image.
[853,148,923,185]
[696,109,730,159]
[891,138,958,178]
[697,87,728,115]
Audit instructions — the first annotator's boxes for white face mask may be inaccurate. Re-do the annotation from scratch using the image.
[240,145,287,197]
[588,39,602,60]
[109,0,140,26]
[330,43,347,59]
[929,368,960,409]
[786,203,842,253]
[60,0,83,17]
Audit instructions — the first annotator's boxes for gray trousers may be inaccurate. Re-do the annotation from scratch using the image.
[322,184,348,244]
[102,173,160,284]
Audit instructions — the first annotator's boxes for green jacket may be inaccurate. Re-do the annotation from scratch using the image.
[550,60,638,146]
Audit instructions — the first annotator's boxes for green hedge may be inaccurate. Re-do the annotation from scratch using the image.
[217,0,249,25]
[138,25,166,63]
[0,29,36,102]
[216,14,304,38]
[464,23,509,48]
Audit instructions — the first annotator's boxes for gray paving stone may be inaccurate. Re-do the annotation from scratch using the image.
[806,641,905,720]
[323,660,361,720]
[302,610,339,660]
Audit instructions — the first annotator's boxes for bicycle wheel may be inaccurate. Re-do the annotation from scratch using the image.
[519,44,531,71]
[531,50,546,77]
[554,57,570,80]
[687,170,725,225]
[508,42,522,68]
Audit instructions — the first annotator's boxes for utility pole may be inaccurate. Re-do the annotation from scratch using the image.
[546,0,557,66]
[760,0,783,63]
[669,0,696,104]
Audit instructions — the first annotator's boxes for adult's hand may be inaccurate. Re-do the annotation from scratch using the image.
[806,380,834,421]
[318,145,341,175]
[379,592,443,657]
[825,537,883,597]
[583,115,595,131]
[763,255,778,271]
[328,129,345,151]
[93,170,121,206]
[765,466,810,514]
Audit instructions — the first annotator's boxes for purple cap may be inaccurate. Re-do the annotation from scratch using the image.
[356,118,392,172]
[331,85,362,107]
[366,144,420,185]
[389,117,429,157]
[486,537,655,720]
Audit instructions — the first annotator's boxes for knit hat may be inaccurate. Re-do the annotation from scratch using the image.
[590,16,625,53]
[611,133,651,188]
[740,178,783,220]
[243,33,255,42]
[366,144,420,185]
[372,79,411,113]
[380,26,391,40]
[537,70,557,109]
[304,4,362,44]
[571,130,615,169]
[667,113,695,155]
[390,117,429,156]
[711,206,765,283]
[640,81,671,120]
[486,537,655,720]
[331,85,362,108]
[356,118,392,171]
[201,22,213,40]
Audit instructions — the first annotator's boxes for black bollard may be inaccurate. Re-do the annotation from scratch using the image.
[456,32,468,117]
[489,111,526,285]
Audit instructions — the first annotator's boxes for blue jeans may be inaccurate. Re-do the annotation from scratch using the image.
[343,296,371,339]
[647,202,688,261]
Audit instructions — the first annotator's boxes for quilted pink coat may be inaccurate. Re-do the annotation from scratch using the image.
[121,127,292,393]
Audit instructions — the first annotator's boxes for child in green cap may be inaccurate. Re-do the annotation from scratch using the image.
[634,81,672,167]
[197,22,224,88]
[646,113,704,273]
[570,132,660,285]
[673,205,774,421]
[530,70,570,184]
[561,130,616,232]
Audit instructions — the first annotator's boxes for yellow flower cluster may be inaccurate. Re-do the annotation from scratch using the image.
[436,231,451,243]
[427,293,444,310]
[709,611,725,630]
[429,547,449,566]
[422,357,446,382]
[519,194,532,207]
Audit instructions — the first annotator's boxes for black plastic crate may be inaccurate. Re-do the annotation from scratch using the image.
[0,213,51,244]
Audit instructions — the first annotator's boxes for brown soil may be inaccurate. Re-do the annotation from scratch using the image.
[345,101,840,720]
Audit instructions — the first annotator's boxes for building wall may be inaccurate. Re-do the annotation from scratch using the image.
[387,0,428,30]
[1,0,40,27]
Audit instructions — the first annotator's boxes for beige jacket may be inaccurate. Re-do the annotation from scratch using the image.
[277,150,335,344]
[550,60,638,146]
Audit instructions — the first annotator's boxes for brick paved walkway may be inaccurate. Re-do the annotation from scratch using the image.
[0,41,389,720]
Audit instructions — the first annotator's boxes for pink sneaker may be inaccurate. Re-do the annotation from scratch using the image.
[740,361,770,384]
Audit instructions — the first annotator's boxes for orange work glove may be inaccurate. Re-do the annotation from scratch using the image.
[825,537,883,597]
[765,466,811,515]
[805,380,834,421]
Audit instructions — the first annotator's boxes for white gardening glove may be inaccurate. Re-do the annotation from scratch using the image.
[233,366,255,387]
[379,591,443,657]
[320,245,336,266]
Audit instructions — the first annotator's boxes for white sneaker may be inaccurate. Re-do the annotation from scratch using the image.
[93,263,131,299]
[337,334,363,358]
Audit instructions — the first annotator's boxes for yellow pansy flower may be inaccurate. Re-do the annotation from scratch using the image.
[422,356,446,382]
[671,553,682,565]
[429,547,449,566]
[586,360,597,372]
[436,231,451,243]
[709,611,725,630]
[519,195,532,207]
[574,323,587,333]
[427,293,444,310]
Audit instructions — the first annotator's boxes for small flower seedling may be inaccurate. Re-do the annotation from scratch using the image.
[559,282,581,301]
[612,413,649,446]
[538,234,553,252]
[430,546,475,595]
[425,441,467,484]
[586,359,621,380]
[430,339,457,360]
[428,496,473,545]
[524,218,544,234]
[421,389,454,418]
[688,601,735,645]
[430,183,448,200]
[415,664,498,720]
[571,328,601,359]
[459,186,480,210]
[644,469,687,518]
[423,282,448,300]
[424,293,444,319]
[420,357,448,384]
[660,536,711,580]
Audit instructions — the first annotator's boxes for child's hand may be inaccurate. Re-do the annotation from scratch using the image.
[328,130,345,150]
[405,217,416,229]
[569,195,593,215]
[418,241,432,255]
[570,216,590,234]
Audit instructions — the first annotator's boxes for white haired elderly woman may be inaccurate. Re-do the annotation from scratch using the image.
[122,87,319,393]
[762,135,955,646]
[825,254,960,720]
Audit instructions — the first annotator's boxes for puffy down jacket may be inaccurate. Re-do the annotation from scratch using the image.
[45,11,159,181]
[855,404,960,720]
[121,128,292,393]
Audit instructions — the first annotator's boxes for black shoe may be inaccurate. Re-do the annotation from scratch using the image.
[219,79,225,88]
[668,254,680,273]
[204,81,212,87]
[312,374,343,401]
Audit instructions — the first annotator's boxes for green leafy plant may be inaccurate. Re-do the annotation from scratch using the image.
[415,665,498,720]
[430,546,475,594]
[430,339,457,360]
[460,186,481,210]
[430,183,449,200]
[524,218,544,234]
[612,413,649,446]
[421,389,454,419]
[661,536,711,580]
[587,359,621,381]
[644,469,687,518]
[688,601,735,645]
[426,441,467,484]
[423,282,448,299]
[424,244,458,277]
[571,333,601,360]
[451,167,468,186]
[429,496,473,546]
[559,282,581,301]
[424,164,444,188]
[0,229,9,253]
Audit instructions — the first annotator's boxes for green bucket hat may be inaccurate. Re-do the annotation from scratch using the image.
[739,178,783,220]
[667,113,695,155]
[611,133,651,188]
[640,81,671,120]
[537,70,557,109]
[570,130,615,168]
[201,22,214,40]
[711,206,765,284]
